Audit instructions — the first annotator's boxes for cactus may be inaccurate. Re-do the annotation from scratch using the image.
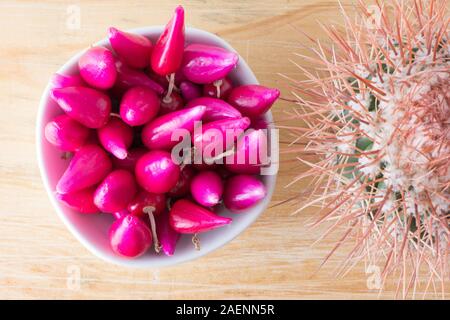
[285,0,449,298]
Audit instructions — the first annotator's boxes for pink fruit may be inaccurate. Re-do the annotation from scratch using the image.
[56,187,98,213]
[113,209,129,220]
[228,84,280,118]
[156,211,180,256]
[225,129,269,174]
[179,81,201,101]
[168,165,195,198]
[203,77,233,99]
[44,114,90,152]
[127,191,166,216]
[142,106,206,150]
[192,117,251,156]
[113,60,164,96]
[97,117,133,160]
[169,199,231,234]
[150,5,185,75]
[56,144,112,194]
[78,46,117,89]
[159,91,184,115]
[94,170,137,213]
[186,97,241,122]
[51,86,111,128]
[120,86,160,126]
[182,44,238,84]
[135,150,180,194]
[108,27,153,69]
[50,73,86,89]
[109,214,152,258]
[112,147,147,171]
[223,175,266,212]
[190,171,223,207]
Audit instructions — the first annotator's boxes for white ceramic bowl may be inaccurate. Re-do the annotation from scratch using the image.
[36,27,277,268]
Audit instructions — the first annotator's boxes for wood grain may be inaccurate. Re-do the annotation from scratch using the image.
[0,0,447,299]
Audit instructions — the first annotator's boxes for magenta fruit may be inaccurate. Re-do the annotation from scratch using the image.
[50,73,86,89]
[182,44,238,84]
[179,81,202,102]
[168,165,195,198]
[109,214,152,258]
[51,86,111,128]
[44,114,90,152]
[142,106,206,150]
[190,170,223,207]
[135,150,180,194]
[158,91,184,115]
[113,60,164,96]
[120,86,160,126]
[150,5,185,76]
[228,84,280,118]
[127,191,166,217]
[186,97,241,122]
[223,175,266,212]
[78,46,117,90]
[156,210,180,256]
[203,77,233,99]
[56,187,98,213]
[56,144,112,194]
[225,129,269,174]
[94,169,137,213]
[97,117,133,160]
[108,27,153,69]
[112,147,147,172]
[169,199,231,233]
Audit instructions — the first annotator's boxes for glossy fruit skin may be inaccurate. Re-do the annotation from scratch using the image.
[56,144,112,194]
[112,147,147,172]
[169,199,231,234]
[51,86,111,129]
[50,73,86,89]
[127,191,166,216]
[192,117,251,155]
[108,27,153,69]
[109,214,152,258]
[203,77,233,99]
[78,47,117,90]
[142,106,206,150]
[120,86,160,126]
[56,187,98,213]
[135,150,180,194]
[181,44,239,84]
[113,60,164,97]
[150,5,185,75]
[225,129,269,174]
[190,171,223,207]
[158,91,184,115]
[223,175,266,212]
[228,85,280,118]
[44,114,90,152]
[168,165,195,198]
[179,81,201,102]
[94,170,137,213]
[156,210,180,256]
[186,97,241,122]
[97,117,133,160]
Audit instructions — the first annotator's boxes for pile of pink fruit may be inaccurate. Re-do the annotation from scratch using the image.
[44,6,279,259]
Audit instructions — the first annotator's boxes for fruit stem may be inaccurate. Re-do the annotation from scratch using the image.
[143,206,161,253]
[61,151,73,160]
[163,73,176,103]
[192,233,201,251]
[213,79,223,98]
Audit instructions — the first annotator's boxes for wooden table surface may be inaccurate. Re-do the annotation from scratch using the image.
[0,0,447,299]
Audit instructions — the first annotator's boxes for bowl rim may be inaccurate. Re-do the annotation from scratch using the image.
[36,26,277,268]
